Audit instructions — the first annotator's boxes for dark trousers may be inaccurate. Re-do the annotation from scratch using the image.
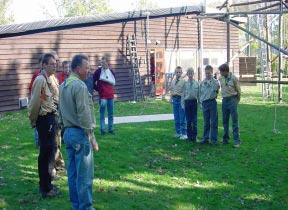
[184,99,198,140]
[36,113,57,193]
[202,99,218,142]
[222,95,240,144]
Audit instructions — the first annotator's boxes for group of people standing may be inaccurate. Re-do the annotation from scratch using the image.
[27,49,240,209]
[170,63,241,147]
[28,52,115,210]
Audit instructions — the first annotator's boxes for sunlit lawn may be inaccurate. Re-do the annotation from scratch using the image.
[0,85,287,209]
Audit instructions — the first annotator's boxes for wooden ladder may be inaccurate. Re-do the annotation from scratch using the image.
[126,34,144,101]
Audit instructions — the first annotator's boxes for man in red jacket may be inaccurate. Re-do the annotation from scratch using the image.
[93,57,116,135]
[56,61,70,84]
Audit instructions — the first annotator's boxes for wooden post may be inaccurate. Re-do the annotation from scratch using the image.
[144,11,152,96]
[197,19,203,81]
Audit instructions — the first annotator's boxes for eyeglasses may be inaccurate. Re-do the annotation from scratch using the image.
[47,63,57,67]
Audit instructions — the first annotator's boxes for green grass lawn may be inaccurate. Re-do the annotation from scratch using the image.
[0,86,287,210]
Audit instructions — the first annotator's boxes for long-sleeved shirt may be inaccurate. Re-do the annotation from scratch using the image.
[219,72,241,98]
[170,77,185,96]
[199,77,220,103]
[181,79,199,104]
[59,73,96,132]
[28,70,59,126]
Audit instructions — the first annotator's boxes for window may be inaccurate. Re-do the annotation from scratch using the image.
[203,49,227,67]
[164,50,177,73]
[211,58,218,66]
[164,49,197,74]
[179,50,197,74]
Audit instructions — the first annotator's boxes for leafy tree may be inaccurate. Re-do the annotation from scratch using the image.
[46,0,112,18]
[135,0,159,11]
[0,0,14,25]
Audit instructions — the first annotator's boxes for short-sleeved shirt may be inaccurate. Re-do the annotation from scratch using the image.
[199,78,220,103]
[170,77,185,96]
[182,80,199,101]
[219,72,241,98]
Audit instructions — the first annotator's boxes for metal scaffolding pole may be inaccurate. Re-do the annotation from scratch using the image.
[240,80,288,85]
[247,16,251,56]
[206,10,288,15]
[226,0,231,65]
[278,0,283,102]
[230,0,280,7]
[252,2,280,12]
[211,0,287,103]
[227,20,288,55]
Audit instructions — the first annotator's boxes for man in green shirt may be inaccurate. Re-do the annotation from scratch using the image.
[59,54,98,210]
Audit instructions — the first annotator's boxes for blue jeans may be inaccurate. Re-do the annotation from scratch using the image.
[202,99,218,142]
[99,99,114,132]
[172,96,187,135]
[64,128,94,210]
[184,99,197,140]
[222,95,240,144]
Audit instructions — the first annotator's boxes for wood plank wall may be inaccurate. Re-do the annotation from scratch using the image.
[0,15,239,112]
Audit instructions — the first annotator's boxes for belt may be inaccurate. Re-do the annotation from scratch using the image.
[64,126,82,129]
[203,98,216,102]
[39,112,55,117]
[172,95,181,98]
[223,95,237,99]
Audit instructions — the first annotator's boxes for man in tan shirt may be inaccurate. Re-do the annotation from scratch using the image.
[219,63,241,147]
[28,53,59,198]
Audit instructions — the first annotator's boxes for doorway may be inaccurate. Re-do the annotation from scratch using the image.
[150,49,165,96]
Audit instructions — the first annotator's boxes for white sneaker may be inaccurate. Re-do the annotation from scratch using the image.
[180,135,188,140]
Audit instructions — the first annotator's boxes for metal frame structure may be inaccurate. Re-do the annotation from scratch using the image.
[194,0,288,102]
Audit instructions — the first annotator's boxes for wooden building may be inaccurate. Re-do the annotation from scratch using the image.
[0,6,239,112]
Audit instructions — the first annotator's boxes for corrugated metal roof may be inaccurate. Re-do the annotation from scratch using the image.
[230,0,284,12]
[0,6,204,38]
